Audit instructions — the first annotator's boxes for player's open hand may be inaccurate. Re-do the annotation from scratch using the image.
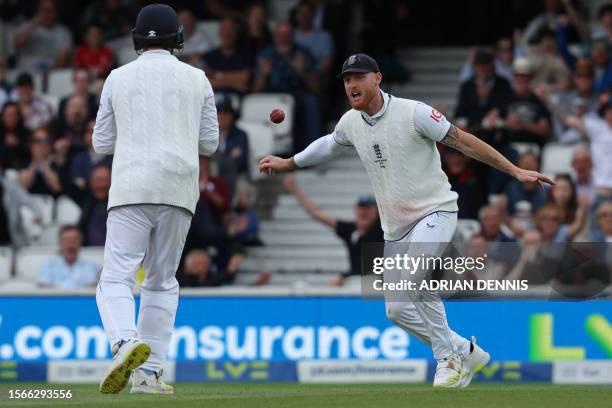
[258,155,294,176]
[514,168,555,191]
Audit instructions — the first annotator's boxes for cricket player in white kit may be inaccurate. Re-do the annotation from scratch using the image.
[92,4,219,394]
[259,54,553,388]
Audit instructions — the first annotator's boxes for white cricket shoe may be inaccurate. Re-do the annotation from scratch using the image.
[459,336,491,388]
[99,338,151,394]
[130,368,174,395]
[433,353,463,388]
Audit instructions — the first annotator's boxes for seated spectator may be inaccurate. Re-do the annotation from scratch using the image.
[459,38,514,84]
[283,174,383,286]
[504,151,548,214]
[177,9,214,67]
[52,94,90,150]
[177,249,239,287]
[244,3,272,63]
[37,225,100,289]
[479,205,516,243]
[202,18,251,95]
[82,0,135,42]
[254,21,320,150]
[74,24,115,78]
[546,174,587,238]
[505,58,552,145]
[12,0,72,71]
[534,203,578,242]
[11,73,53,131]
[591,3,612,45]
[0,102,30,170]
[294,0,334,76]
[589,38,612,93]
[217,98,249,175]
[564,97,612,240]
[18,127,63,196]
[78,166,110,246]
[228,183,260,246]
[58,69,98,126]
[571,147,596,204]
[528,29,569,92]
[71,120,112,192]
[454,50,514,130]
[0,163,43,248]
[595,201,612,242]
[441,148,487,220]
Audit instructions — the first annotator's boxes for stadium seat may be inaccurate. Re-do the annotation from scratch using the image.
[36,224,61,246]
[20,194,54,242]
[39,94,59,116]
[80,246,105,268]
[15,246,59,282]
[510,142,540,156]
[56,196,82,225]
[0,247,13,282]
[198,21,220,48]
[240,93,295,153]
[236,120,274,180]
[30,194,55,225]
[46,68,74,98]
[541,143,585,178]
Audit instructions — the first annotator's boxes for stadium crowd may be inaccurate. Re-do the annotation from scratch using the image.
[0,0,610,290]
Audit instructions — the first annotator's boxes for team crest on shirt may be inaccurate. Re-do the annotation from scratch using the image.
[373,144,387,168]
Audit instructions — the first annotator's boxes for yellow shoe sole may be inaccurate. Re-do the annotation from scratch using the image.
[99,343,151,394]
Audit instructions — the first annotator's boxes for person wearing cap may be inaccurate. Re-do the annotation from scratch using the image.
[565,95,612,241]
[455,49,514,130]
[216,98,249,175]
[505,57,552,146]
[260,53,553,388]
[11,72,53,131]
[283,173,383,286]
[459,38,514,85]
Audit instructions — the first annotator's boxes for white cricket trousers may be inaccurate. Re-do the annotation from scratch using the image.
[96,204,191,372]
[383,211,470,360]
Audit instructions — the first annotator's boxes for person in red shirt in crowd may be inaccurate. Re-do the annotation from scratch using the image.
[74,24,114,78]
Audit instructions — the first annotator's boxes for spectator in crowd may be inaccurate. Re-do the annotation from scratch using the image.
[294,0,334,76]
[441,148,487,220]
[589,38,612,93]
[78,166,110,246]
[204,0,248,21]
[217,99,249,175]
[528,29,569,92]
[591,3,612,44]
[479,205,516,243]
[37,225,100,288]
[459,38,515,84]
[254,21,320,150]
[52,94,90,150]
[82,0,135,42]
[595,201,612,242]
[504,151,548,214]
[11,73,53,131]
[504,229,552,283]
[521,0,564,46]
[571,147,596,204]
[12,0,73,72]
[58,69,98,129]
[505,58,552,145]
[71,120,112,192]
[0,163,42,248]
[227,183,260,246]
[546,173,588,239]
[74,24,115,78]
[18,127,62,196]
[454,50,514,130]
[244,3,272,63]
[564,97,612,240]
[0,60,9,109]
[202,18,252,95]
[0,102,30,170]
[177,9,214,67]
[176,249,238,287]
[283,174,384,286]
[533,202,581,242]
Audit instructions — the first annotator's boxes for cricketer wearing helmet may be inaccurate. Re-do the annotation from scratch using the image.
[93,3,219,395]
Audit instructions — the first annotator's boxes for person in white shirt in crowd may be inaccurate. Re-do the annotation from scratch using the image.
[13,0,73,72]
[11,73,53,131]
[92,4,218,395]
[571,147,596,205]
[37,225,100,289]
[565,96,612,240]
[259,53,552,389]
[459,37,515,85]
[595,201,612,242]
[177,8,214,66]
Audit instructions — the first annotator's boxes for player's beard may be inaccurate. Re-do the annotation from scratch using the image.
[347,87,375,111]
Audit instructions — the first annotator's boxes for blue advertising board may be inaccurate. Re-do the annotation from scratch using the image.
[0,297,610,362]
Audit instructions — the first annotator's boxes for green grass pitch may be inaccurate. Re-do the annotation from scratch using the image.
[0,383,611,408]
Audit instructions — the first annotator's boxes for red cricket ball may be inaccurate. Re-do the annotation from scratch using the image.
[270,109,285,124]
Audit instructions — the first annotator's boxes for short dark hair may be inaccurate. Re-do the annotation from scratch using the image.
[599,3,612,20]
[59,225,81,238]
[16,72,33,87]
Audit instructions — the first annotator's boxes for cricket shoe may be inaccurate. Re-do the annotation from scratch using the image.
[99,339,151,394]
[130,368,174,395]
[433,353,463,388]
[459,336,491,388]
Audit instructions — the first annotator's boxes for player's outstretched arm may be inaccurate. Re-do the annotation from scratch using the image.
[283,174,337,229]
[440,124,554,190]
